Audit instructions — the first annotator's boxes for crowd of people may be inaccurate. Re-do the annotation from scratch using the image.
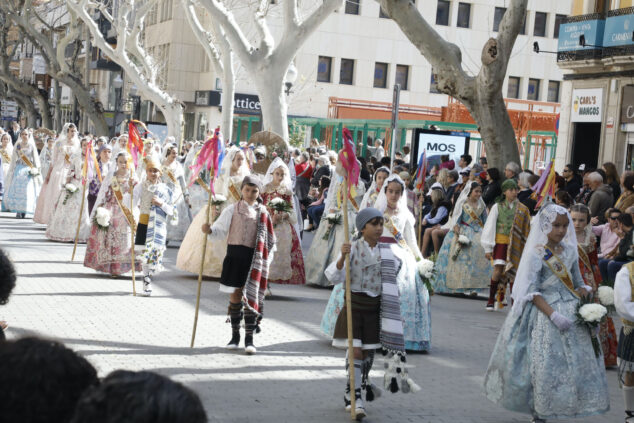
[0,123,633,422]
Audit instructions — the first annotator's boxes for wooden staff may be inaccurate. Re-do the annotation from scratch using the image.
[130,175,137,296]
[342,178,356,420]
[417,195,423,250]
[191,172,214,348]
[71,178,88,262]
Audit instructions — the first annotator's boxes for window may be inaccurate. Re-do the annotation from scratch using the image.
[395,65,409,90]
[493,7,506,32]
[547,81,560,103]
[160,0,173,22]
[379,7,389,18]
[507,76,520,99]
[339,58,354,85]
[527,78,541,101]
[554,14,566,38]
[436,0,450,26]
[534,12,547,37]
[374,62,388,88]
[317,56,332,83]
[457,3,471,28]
[345,0,360,15]
[430,74,439,93]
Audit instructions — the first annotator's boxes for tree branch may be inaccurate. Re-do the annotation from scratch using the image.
[183,0,223,73]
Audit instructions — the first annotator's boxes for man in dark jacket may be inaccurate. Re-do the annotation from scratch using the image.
[562,163,582,198]
[445,170,459,203]
[588,172,614,224]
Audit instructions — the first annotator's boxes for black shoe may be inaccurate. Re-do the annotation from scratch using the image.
[226,331,240,350]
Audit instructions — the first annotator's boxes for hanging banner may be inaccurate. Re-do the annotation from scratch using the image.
[571,88,603,123]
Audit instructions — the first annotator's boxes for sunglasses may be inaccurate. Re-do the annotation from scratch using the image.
[609,216,620,220]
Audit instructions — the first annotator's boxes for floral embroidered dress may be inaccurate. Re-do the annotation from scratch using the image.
[3,141,41,215]
[484,245,610,419]
[83,174,141,275]
[433,202,492,294]
[161,160,190,243]
[578,230,618,367]
[45,153,90,242]
[320,205,432,352]
[34,140,75,224]
[262,186,305,285]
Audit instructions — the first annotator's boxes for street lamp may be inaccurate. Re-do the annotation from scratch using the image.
[112,73,124,137]
[129,84,137,97]
[284,62,297,96]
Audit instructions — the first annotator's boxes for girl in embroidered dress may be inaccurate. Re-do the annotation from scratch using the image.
[359,167,390,210]
[3,130,42,218]
[570,204,618,368]
[83,151,142,277]
[38,137,54,186]
[183,142,209,215]
[484,204,609,423]
[87,145,112,216]
[34,123,80,224]
[45,138,91,242]
[321,174,432,352]
[160,144,191,243]
[201,176,276,355]
[176,147,251,277]
[305,161,366,287]
[261,158,305,285]
[0,133,13,186]
[433,181,492,295]
[133,157,175,296]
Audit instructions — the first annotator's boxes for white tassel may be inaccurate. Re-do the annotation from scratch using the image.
[407,377,421,393]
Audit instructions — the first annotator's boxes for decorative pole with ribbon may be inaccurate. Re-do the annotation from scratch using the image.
[71,141,91,261]
[414,149,427,248]
[338,128,360,420]
[190,127,225,348]
[129,171,137,296]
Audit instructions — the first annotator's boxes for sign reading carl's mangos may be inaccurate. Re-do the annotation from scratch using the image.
[571,88,603,123]
[621,86,634,124]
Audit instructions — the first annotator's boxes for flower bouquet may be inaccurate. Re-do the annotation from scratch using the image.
[575,298,608,357]
[62,183,79,205]
[210,194,226,222]
[269,197,293,214]
[29,168,40,177]
[416,257,435,295]
[451,234,471,260]
[322,213,342,240]
[94,207,111,231]
[597,285,616,314]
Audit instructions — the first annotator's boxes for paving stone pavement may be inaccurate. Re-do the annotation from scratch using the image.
[0,213,624,423]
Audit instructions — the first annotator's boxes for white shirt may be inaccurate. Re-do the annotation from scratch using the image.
[615,266,634,322]
[325,239,381,297]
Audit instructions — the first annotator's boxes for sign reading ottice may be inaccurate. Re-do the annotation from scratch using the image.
[200,90,262,115]
[571,88,603,123]
[621,86,634,124]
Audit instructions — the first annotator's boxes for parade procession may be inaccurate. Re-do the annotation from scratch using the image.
[0,0,632,422]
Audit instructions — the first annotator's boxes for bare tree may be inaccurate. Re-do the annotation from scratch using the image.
[197,0,343,144]
[0,0,109,135]
[183,0,235,141]
[67,0,186,143]
[0,18,52,129]
[378,0,527,169]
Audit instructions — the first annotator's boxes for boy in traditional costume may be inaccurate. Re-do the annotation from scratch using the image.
[481,179,531,311]
[615,263,634,422]
[133,157,175,296]
[201,175,276,355]
[327,207,419,420]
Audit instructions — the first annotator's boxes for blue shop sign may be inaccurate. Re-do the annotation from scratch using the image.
[603,14,634,47]
[558,19,605,52]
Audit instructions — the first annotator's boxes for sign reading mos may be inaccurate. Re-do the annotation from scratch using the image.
[410,128,470,167]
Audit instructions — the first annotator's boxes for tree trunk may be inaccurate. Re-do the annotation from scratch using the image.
[253,73,287,140]
[63,76,109,136]
[221,66,235,143]
[14,96,37,128]
[162,103,184,145]
[466,93,521,171]
[54,79,62,132]
[33,91,52,129]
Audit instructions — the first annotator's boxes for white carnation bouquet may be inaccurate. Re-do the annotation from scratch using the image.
[322,212,342,240]
[29,167,40,176]
[94,207,111,231]
[62,183,79,205]
[451,233,472,261]
[211,194,226,206]
[575,299,608,357]
[268,197,293,214]
[597,285,615,314]
[416,256,435,295]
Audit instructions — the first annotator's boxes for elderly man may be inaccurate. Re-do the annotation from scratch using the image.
[588,171,614,224]
[504,161,521,181]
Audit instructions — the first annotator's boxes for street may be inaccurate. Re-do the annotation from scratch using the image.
[0,213,623,423]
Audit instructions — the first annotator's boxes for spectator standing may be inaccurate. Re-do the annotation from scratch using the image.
[504,161,521,182]
[562,164,582,198]
[517,172,537,215]
[603,162,622,200]
[402,144,411,163]
[482,168,502,208]
[294,151,313,202]
[615,172,634,213]
[479,156,488,170]
[445,170,460,204]
[576,171,593,205]
[588,172,614,224]
[8,121,19,145]
[439,154,455,171]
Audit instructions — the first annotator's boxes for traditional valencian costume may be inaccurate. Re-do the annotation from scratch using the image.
[45,144,91,243]
[0,133,13,196]
[133,157,175,296]
[433,182,492,294]
[481,179,531,310]
[305,161,366,286]
[176,147,250,277]
[359,167,390,210]
[261,158,305,285]
[207,175,276,354]
[87,145,112,216]
[321,174,432,352]
[2,131,42,218]
[183,142,209,216]
[615,263,634,423]
[34,123,79,224]
[484,204,609,422]
[161,143,191,243]
[83,151,141,276]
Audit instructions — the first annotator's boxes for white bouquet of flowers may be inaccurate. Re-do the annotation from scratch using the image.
[597,286,615,309]
[269,197,293,214]
[63,183,79,205]
[416,257,435,295]
[576,300,608,357]
[322,213,342,240]
[29,168,40,176]
[458,235,471,245]
[94,207,111,231]
[211,194,226,206]
[451,234,471,261]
